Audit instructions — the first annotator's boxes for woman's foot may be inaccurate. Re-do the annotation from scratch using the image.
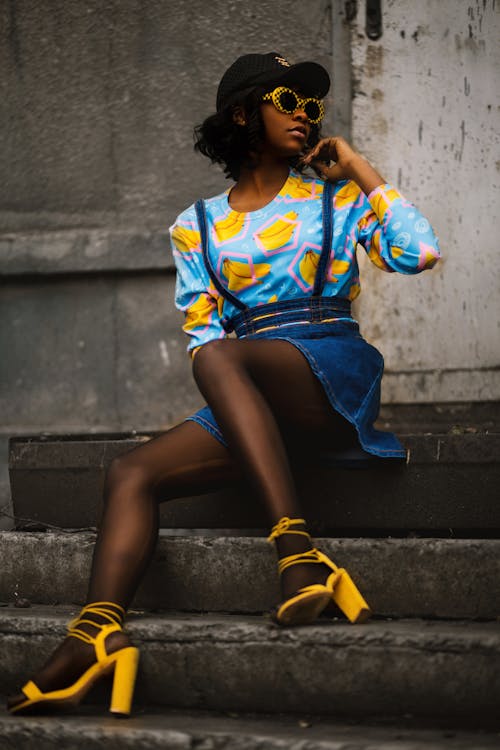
[279,557,333,601]
[268,516,371,626]
[268,517,335,625]
[270,517,331,600]
[7,608,131,712]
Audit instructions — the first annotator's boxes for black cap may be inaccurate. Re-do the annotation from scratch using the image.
[216,52,330,111]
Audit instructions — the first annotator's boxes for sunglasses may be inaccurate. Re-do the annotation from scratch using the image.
[262,86,325,124]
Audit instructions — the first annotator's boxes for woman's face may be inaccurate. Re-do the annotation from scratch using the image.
[259,92,312,158]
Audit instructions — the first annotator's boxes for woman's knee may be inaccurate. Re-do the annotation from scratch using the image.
[105,453,153,499]
[192,339,242,384]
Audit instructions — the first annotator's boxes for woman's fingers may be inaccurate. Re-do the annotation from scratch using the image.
[305,136,383,190]
[303,136,363,182]
[302,137,336,164]
[310,159,345,183]
[303,136,357,166]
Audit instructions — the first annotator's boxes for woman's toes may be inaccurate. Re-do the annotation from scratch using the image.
[7,693,26,710]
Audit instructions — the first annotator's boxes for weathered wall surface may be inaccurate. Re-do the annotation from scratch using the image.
[0,0,333,231]
[0,0,334,526]
[351,0,500,402]
[1,1,499,527]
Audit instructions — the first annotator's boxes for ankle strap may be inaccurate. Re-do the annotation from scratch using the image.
[267,517,310,543]
[277,548,323,575]
[67,601,125,644]
[80,602,125,622]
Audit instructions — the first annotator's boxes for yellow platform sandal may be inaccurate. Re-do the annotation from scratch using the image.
[268,517,372,626]
[9,602,139,717]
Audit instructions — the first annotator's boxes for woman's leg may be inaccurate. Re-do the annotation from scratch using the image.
[192,338,358,599]
[85,421,240,609]
[8,421,237,706]
[193,338,355,515]
[9,336,357,707]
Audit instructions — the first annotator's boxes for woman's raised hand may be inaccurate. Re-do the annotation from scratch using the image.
[301,136,385,195]
[301,136,358,181]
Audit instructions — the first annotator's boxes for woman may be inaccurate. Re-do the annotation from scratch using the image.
[8,52,440,716]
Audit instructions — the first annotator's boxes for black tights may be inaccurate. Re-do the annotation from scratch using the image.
[9,339,358,701]
[87,338,357,609]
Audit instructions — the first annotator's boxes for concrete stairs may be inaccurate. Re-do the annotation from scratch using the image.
[2,533,500,619]
[2,405,500,747]
[1,533,500,744]
[2,606,500,720]
[8,429,500,535]
[2,706,500,750]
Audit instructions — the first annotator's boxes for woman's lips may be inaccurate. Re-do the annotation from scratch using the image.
[288,128,307,139]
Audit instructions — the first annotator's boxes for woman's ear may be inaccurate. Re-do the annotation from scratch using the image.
[232,106,246,126]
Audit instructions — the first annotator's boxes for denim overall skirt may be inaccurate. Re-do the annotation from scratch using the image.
[186,184,406,462]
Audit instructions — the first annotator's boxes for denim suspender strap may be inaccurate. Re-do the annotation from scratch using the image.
[195,180,333,325]
[312,180,334,297]
[194,199,247,311]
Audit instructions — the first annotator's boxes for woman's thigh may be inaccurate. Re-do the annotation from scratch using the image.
[197,337,358,447]
[114,337,356,501]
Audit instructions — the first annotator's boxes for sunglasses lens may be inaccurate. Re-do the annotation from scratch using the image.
[304,100,321,122]
[268,88,323,122]
[277,89,299,113]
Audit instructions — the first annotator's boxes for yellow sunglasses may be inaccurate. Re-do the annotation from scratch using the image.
[262,86,325,124]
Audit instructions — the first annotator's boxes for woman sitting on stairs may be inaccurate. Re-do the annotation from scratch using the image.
[8,51,440,716]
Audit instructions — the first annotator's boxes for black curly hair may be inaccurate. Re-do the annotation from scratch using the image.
[194,85,322,181]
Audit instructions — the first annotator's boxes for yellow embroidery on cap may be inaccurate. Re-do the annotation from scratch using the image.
[275,56,291,67]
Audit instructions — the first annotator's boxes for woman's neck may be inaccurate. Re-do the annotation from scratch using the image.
[228,158,291,212]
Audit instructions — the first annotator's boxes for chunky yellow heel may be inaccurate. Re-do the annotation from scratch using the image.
[110,645,140,716]
[8,602,140,717]
[268,517,371,626]
[311,548,372,624]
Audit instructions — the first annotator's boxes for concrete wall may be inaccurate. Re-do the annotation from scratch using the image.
[351,0,500,403]
[0,0,335,526]
[1,0,334,231]
[1,1,499,527]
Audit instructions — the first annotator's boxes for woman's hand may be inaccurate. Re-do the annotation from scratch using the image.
[301,136,386,195]
[301,136,357,181]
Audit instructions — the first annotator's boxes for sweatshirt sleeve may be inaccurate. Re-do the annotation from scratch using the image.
[355,183,441,274]
[170,212,226,355]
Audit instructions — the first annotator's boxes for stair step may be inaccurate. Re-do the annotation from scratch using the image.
[2,607,499,722]
[9,433,500,532]
[1,706,499,750]
[2,532,500,619]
